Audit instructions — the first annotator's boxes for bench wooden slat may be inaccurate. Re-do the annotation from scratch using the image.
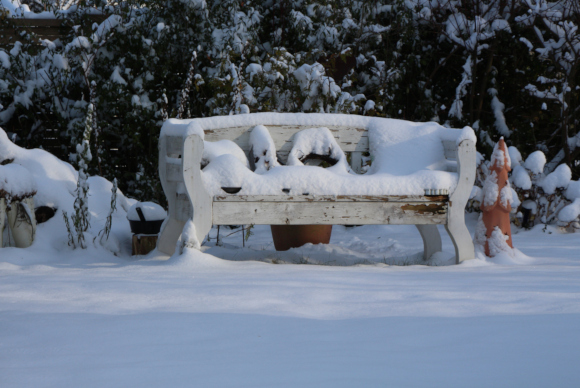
[166,136,183,157]
[442,139,458,159]
[214,195,449,202]
[213,200,448,225]
[165,160,183,182]
[204,125,368,153]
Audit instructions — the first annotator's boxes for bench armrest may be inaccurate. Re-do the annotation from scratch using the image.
[450,139,476,207]
[158,133,212,254]
[182,134,213,245]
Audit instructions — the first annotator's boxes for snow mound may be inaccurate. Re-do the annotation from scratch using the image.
[508,146,523,167]
[164,113,467,196]
[127,202,167,221]
[0,126,135,257]
[524,151,546,174]
[540,164,571,195]
[0,163,36,199]
[456,126,477,146]
[0,127,77,210]
[565,181,580,201]
[558,199,580,223]
[203,139,248,168]
[511,165,532,190]
[250,125,279,173]
[286,127,348,171]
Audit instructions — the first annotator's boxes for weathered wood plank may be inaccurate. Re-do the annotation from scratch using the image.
[350,151,363,173]
[446,139,476,263]
[166,136,183,157]
[214,194,449,202]
[165,159,183,182]
[132,234,158,255]
[204,125,368,153]
[213,201,447,225]
[182,134,213,244]
[442,139,458,159]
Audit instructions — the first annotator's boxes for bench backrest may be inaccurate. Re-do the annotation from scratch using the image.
[163,125,459,173]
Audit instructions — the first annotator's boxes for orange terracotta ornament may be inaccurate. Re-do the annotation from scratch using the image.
[480,138,513,256]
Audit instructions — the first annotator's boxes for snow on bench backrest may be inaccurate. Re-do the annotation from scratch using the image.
[161,113,467,176]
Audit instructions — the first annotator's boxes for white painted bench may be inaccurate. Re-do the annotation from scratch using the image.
[157,113,476,263]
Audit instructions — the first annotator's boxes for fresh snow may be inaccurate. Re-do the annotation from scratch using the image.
[127,201,167,222]
[482,171,499,207]
[202,139,249,168]
[511,165,532,190]
[558,198,580,223]
[566,180,580,200]
[164,114,474,196]
[286,127,348,169]
[1,125,580,387]
[524,150,546,174]
[2,212,580,387]
[249,124,279,173]
[0,163,36,199]
[508,146,523,166]
[540,163,572,194]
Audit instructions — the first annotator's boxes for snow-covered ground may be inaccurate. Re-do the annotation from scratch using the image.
[1,125,580,386]
[2,213,580,387]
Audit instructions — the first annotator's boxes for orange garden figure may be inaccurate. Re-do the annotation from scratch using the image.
[476,138,514,257]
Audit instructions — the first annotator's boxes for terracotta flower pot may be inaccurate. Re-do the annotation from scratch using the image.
[270,224,332,251]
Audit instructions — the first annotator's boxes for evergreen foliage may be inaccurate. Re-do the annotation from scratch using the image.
[0,0,579,204]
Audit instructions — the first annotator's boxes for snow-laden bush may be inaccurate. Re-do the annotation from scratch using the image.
[0,0,578,203]
[470,145,580,231]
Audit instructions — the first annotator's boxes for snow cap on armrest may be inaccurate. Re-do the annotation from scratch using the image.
[456,126,477,146]
[161,119,205,139]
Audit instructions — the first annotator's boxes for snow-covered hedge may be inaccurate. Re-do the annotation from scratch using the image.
[0,0,579,202]
[470,145,580,231]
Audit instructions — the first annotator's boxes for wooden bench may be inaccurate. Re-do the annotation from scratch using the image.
[157,113,476,263]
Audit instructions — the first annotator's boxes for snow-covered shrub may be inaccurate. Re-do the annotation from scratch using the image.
[64,103,93,249]
[96,177,117,245]
[472,145,580,231]
[0,0,578,204]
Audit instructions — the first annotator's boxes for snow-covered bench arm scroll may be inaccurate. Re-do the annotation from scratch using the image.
[158,122,212,254]
[445,127,477,262]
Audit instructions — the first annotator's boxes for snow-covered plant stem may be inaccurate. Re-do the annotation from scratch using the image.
[176,51,197,119]
[62,210,76,248]
[89,80,102,176]
[96,177,117,244]
[71,103,94,249]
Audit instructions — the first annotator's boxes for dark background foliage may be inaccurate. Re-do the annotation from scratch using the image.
[1,0,578,202]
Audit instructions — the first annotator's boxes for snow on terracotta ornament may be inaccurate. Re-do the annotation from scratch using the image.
[476,138,514,257]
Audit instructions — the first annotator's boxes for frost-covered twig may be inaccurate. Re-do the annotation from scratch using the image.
[70,103,94,249]
[95,177,117,245]
[176,51,197,119]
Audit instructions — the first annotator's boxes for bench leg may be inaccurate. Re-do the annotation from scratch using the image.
[415,224,442,261]
[182,134,213,250]
[445,209,475,264]
[157,217,185,255]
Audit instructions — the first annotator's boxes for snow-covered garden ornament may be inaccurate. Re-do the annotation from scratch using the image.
[127,202,167,255]
[477,138,514,257]
[0,163,37,248]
